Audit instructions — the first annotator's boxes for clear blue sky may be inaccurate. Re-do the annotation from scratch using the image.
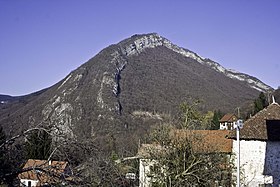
[0,0,279,96]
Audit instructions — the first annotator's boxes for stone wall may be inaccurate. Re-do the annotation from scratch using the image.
[232,140,280,186]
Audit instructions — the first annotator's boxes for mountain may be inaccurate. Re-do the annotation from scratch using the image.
[0,94,16,104]
[0,33,273,152]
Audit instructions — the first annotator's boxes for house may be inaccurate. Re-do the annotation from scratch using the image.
[228,101,280,187]
[138,130,233,187]
[219,113,237,130]
[18,159,71,187]
[138,143,167,187]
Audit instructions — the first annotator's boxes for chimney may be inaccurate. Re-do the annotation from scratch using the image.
[49,160,52,165]
[272,95,276,104]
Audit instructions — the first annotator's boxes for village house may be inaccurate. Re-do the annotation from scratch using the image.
[138,100,280,187]
[228,101,280,187]
[18,159,72,187]
[138,129,233,187]
[138,143,166,187]
[220,113,238,130]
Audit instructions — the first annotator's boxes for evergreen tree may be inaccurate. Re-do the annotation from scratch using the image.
[24,129,52,160]
[253,92,268,115]
[211,110,223,130]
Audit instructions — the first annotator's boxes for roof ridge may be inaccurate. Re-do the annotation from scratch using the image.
[270,102,280,106]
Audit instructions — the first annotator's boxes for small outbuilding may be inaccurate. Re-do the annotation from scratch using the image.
[228,101,280,187]
[219,113,237,130]
[18,159,71,187]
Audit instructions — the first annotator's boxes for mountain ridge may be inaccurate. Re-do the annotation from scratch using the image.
[117,33,272,92]
[0,33,273,98]
[0,33,274,154]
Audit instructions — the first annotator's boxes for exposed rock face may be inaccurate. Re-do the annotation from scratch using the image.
[119,33,271,92]
[0,33,272,149]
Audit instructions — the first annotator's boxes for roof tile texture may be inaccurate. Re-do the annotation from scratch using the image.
[228,103,280,140]
[18,159,68,185]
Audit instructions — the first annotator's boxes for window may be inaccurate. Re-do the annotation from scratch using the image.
[266,120,280,140]
[22,181,26,186]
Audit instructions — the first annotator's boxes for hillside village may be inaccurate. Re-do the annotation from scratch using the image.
[0,34,280,187]
[136,98,280,187]
[2,0,280,185]
[0,95,279,186]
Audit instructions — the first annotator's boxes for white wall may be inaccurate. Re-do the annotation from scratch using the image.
[232,140,279,187]
[220,122,228,130]
[139,159,153,187]
[220,122,234,130]
[20,179,38,187]
[140,140,280,187]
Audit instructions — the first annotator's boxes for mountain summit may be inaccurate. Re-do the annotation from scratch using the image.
[0,33,272,148]
[119,33,271,92]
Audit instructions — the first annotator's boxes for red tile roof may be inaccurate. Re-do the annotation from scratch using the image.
[228,103,280,140]
[219,114,237,122]
[18,159,68,186]
[171,129,232,153]
[138,143,167,158]
[138,130,232,157]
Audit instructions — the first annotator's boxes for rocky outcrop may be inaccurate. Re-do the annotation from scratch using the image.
[118,33,272,92]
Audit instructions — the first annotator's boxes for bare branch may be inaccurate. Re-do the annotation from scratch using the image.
[0,127,51,149]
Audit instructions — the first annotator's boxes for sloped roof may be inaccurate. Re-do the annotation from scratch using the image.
[219,114,237,122]
[171,129,232,154]
[138,130,232,158]
[228,103,280,141]
[138,143,167,158]
[18,159,68,185]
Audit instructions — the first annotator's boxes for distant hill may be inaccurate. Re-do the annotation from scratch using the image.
[0,94,15,103]
[0,33,273,152]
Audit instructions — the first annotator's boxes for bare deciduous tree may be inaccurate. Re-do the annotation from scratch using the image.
[142,101,234,187]
[145,125,233,187]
